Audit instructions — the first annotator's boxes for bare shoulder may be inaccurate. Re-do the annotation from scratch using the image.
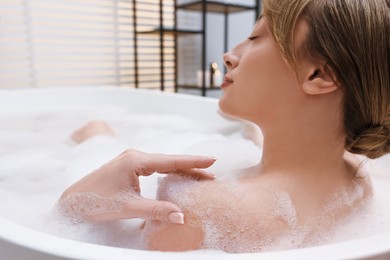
[141,154,374,252]
[142,176,292,252]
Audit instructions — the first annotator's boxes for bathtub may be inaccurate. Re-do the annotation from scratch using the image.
[0,87,389,260]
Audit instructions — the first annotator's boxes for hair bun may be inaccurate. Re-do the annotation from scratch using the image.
[346,124,390,159]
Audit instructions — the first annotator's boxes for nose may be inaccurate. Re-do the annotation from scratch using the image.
[223,51,239,70]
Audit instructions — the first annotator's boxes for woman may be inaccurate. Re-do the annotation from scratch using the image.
[60,0,389,253]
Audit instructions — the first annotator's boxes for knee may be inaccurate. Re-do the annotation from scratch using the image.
[71,120,116,143]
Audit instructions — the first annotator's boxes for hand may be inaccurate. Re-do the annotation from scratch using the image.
[59,149,216,224]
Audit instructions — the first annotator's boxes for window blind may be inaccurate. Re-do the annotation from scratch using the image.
[0,0,174,89]
[134,0,175,90]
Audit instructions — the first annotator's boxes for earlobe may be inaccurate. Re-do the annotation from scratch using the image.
[302,67,338,95]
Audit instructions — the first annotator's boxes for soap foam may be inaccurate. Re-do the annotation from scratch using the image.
[153,176,316,253]
[58,191,139,222]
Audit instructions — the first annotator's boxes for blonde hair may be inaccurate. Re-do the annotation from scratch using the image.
[263,0,390,159]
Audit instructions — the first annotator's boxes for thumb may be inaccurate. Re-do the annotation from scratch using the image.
[126,197,185,224]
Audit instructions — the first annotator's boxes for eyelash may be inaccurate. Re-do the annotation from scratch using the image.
[248,36,259,41]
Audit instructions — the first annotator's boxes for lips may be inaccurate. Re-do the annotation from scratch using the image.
[221,76,234,89]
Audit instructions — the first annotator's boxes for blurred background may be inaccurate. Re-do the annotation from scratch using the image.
[0,0,261,97]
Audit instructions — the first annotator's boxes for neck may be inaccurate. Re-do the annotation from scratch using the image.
[255,98,348,177]
[259,126,345,176]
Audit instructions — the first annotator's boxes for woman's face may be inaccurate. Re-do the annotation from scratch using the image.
[219,17,305,125]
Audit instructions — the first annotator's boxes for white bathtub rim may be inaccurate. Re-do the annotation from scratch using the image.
[0,85,214,98]
[0,86,243,132]
[1,216,390,260]
[0,85,220,107]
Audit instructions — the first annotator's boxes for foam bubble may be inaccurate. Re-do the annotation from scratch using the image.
[58,191,137,222]
[271,191,297,226]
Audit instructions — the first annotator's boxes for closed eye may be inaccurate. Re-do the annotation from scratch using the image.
[248,36,259,41]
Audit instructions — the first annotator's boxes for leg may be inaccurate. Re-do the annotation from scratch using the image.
[71,120,116,144]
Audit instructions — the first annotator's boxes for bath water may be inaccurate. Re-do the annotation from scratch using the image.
[0,107,389,252]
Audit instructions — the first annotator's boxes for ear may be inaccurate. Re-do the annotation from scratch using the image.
[301,62,338,95]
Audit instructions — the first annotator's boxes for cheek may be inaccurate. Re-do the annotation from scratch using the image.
[219,42,297,120]
[218,81,260,121]
[239,46,298,104]
[218,56,264,119]
[240,45,285,87]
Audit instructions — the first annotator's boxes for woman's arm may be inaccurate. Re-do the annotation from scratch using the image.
[59,149,216,223]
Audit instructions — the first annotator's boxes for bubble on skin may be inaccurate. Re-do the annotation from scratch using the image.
[271,191,297,226]
[151,176,313,253]
[58,191,139,223]
[43,204,145,249]
[323,178,368,215]
[150,171,378,253]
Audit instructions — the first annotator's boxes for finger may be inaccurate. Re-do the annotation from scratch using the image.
[137,154,216,176]
[169,168,216,180]
[129,173,141,194]
[125,197,185,224]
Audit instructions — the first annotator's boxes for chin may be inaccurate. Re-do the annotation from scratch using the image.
[218,98,232,114]
[218,104,258,127]
[217,100,242,121]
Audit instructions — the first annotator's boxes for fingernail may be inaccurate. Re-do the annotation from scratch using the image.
[168,212,184,224]
[209,157,217,161]
[207,172,216,179]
